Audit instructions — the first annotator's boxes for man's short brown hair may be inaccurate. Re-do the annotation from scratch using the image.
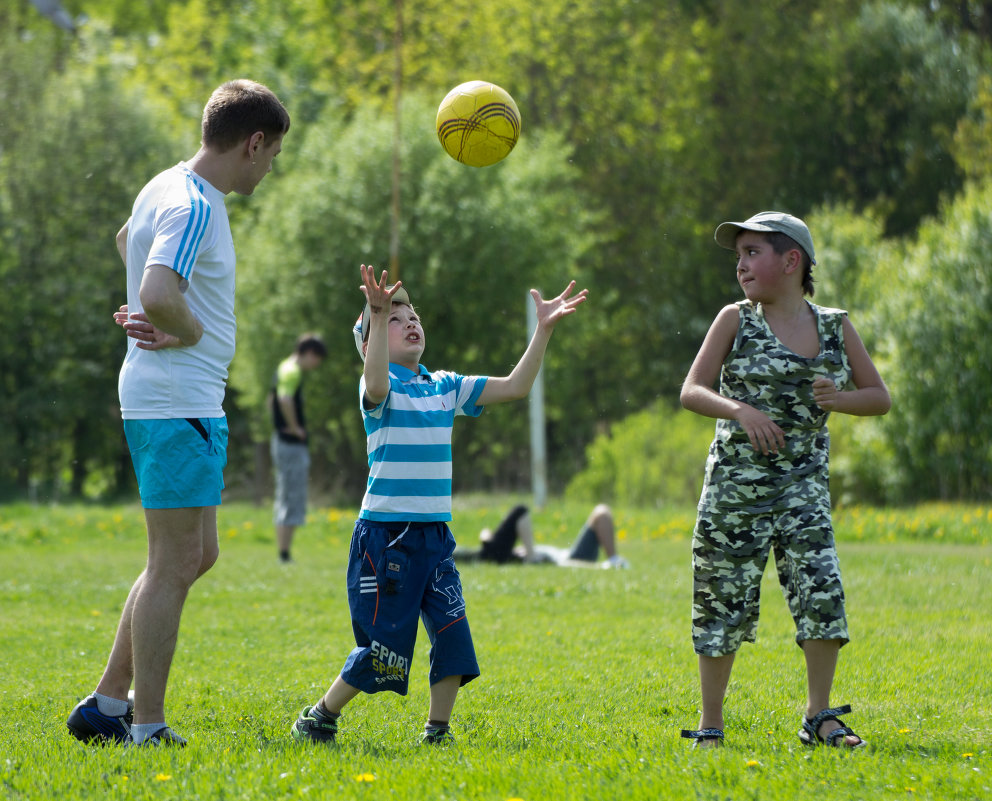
[201,80,290,152]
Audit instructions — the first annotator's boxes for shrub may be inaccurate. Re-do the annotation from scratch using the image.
[565,401,713,507]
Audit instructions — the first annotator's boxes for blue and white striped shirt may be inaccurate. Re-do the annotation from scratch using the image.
[359,363,487,522]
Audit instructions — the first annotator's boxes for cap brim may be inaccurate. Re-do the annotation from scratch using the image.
[714,221,775,250]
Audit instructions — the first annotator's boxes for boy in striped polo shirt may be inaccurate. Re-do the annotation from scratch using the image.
[292,264,587,746]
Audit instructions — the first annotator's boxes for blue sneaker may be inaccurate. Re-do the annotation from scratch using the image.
[67,695,133,743]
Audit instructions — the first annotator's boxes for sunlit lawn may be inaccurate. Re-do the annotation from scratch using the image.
[0,498,989,800]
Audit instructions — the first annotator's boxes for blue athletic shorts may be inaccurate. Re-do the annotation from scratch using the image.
[340,520,480,695]
[124,417,228,509]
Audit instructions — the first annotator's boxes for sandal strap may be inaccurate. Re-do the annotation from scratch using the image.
[681,728,724,741]
[823,725,858,747]
[803,703,853,736]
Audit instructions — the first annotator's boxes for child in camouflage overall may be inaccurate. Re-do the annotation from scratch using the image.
[679,212,891,749]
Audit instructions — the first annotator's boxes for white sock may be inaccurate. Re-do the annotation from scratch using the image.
[94,692,129,718]
[131,722,166,743]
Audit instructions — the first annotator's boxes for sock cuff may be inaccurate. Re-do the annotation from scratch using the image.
[94,692,130,717]
[130,722,167,743]
[314,701,341,721]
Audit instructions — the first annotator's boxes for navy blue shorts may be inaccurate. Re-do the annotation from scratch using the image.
[340,520,480,695]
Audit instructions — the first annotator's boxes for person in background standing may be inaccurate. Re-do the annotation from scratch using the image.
[270,333,327,563]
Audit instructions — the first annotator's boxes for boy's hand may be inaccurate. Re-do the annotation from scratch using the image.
[812,377,839,410]
[735,405,786,455]
[360,263,403,317]
[531,280,588,330]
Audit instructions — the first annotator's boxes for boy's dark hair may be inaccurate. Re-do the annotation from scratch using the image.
[201,80,290,152]
[295,333,327,358]
[765,231,815,297]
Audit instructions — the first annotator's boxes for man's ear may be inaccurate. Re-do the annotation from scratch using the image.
[247,131,265,161]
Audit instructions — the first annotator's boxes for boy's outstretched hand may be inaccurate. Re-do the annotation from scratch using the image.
[360,264,404,313]
[531,281,588,330]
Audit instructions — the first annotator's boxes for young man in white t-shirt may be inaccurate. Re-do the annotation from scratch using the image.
[66,80,290,747]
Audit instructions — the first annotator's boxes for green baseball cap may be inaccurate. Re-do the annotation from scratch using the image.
[714,211,816,265]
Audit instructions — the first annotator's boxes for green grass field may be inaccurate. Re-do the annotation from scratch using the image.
[1,499,989,800]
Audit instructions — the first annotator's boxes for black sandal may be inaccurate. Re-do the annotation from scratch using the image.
[799,704,867,749]
[681,727,724,748]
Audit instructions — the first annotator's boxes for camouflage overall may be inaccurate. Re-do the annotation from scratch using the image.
[692,300,853,657]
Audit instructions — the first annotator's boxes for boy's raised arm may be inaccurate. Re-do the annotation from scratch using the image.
[361,264,401,406]
[478,281,588,406]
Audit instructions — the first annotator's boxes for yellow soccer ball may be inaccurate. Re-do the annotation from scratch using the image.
[436,81,521,168]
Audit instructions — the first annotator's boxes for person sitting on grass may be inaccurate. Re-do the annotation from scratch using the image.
[455,503,629,569]
[290,264,587,747]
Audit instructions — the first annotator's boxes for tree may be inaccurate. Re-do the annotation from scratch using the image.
[802,3,979,237]
[0,25,181,497]
[882,182,992,499]
[2,0,990,501]
[953,73,992,183]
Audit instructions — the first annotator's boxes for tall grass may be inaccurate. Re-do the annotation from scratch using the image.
[1,499,989,800]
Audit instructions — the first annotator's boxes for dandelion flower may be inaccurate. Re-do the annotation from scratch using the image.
[354,773,376,782]
[746,760,760,768]
[154,774,172,782]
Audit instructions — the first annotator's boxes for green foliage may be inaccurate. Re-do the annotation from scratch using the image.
[953,72,992,183]
[881,181,992,499]
[0,24,181,496]
[2,0,990,502]
[802,2,978,236]
[566,402,714,508]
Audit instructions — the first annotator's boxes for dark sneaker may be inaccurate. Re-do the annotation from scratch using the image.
[128,726,187,747]
[419,728,455,745]
[67,695,133,744]
[290,706,338,744]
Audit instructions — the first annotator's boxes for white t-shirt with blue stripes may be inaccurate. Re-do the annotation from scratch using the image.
[119,163,236,419]
[359,363,487,522]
